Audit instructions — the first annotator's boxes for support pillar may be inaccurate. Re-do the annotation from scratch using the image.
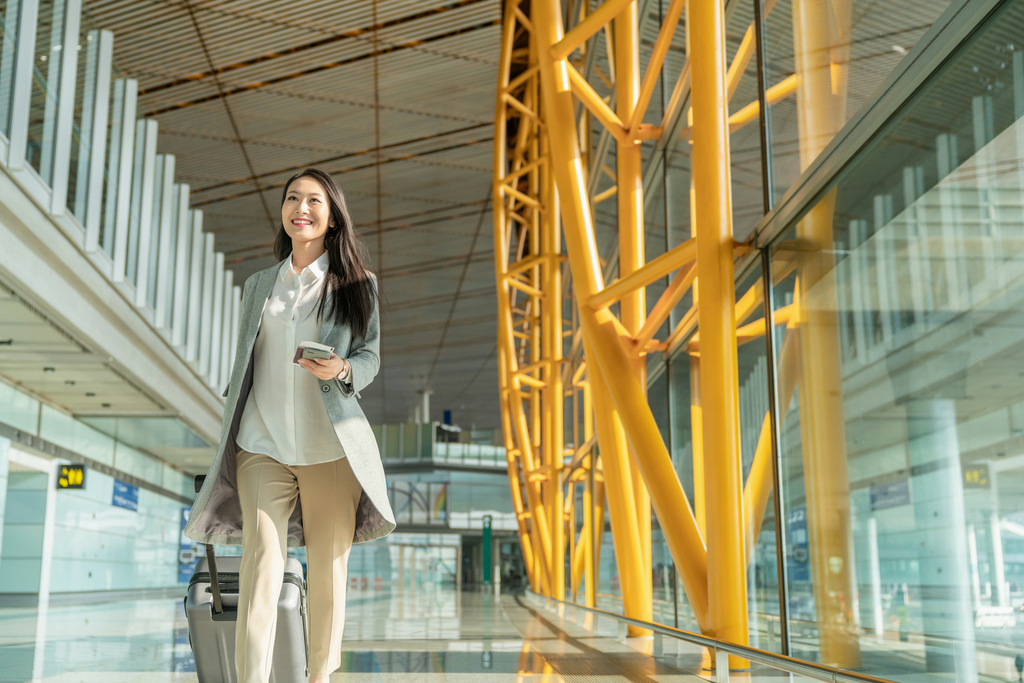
[690,0,748,658]
[906,399,977,683]
[614,0,652,616]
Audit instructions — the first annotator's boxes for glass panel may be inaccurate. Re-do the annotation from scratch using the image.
[649,369,672,620]
[761,0,954,204]
[0,380,39,434]
[26,0,65,184]
[65,28,92,219]
[147,155,164,309]
[726,0,766,239]
[661,350,700,631]
[769,2,1024,676]
[0,0,20,138]
[735,265,784,653]
[99,79,125,258]
[126,120,146,286]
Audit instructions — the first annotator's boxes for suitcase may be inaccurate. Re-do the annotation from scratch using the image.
[185,478,309,683]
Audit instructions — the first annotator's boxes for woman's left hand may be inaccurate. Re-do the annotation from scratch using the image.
[298,352,349,381]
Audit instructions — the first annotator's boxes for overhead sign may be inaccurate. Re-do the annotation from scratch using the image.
[112,479,139,511]
[870,479,911,511]
[57,464,85,489]
[963,463,990,489]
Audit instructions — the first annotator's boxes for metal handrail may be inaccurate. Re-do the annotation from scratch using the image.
[525,590,899,683]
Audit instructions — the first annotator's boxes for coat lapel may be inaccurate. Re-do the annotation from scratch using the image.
[247,260,283,341]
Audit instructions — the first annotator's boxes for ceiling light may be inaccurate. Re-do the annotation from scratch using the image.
[85,392,95,397]
[65,380,75,386]
[43,367,55,373]
[892,45,907,55]
[102,403,111,408]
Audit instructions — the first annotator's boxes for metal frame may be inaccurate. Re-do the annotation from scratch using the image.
[151,155,176,321]
[108,78,138,277]
[171,185,192,349]
[80,29,113,250]
[197,232,216,376]
[48,0,82,213]
[185,210,204,363]
[6,0,39,170]
[128,118,158,300]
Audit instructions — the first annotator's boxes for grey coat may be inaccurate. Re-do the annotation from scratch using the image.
[184,258,396,547]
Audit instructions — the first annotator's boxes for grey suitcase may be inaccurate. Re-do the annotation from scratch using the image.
[186,552,309,683]
[186,475,309,683]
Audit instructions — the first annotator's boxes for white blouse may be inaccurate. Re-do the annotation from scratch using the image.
[235,252,351,466]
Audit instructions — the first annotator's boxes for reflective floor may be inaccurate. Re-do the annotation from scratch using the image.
[0,584,735,683]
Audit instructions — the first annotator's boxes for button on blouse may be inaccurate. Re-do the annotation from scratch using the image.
[235,252,350,466]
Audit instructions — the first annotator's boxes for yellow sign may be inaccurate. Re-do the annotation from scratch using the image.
[963,463,989,489]
[57,464,85,489]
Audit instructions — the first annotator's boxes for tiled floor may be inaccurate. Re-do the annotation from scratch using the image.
[0,585,719,683]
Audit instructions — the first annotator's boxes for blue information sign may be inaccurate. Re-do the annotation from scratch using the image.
[786,506,809,582]
[179,508,199,582]
[112,479,139,511]
[870,479,910,511]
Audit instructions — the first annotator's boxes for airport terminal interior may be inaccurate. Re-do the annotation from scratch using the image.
[2,0,1024,681]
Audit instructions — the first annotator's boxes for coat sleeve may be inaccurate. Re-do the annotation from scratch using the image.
[334,275,379,400]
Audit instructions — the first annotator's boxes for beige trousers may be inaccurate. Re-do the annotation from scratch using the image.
[235,449,363,683]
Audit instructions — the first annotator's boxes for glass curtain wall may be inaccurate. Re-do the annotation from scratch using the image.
[600,0,1024,680]
[760,0,1024,678]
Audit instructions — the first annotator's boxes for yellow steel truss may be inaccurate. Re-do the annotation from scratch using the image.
[493,0,858,664]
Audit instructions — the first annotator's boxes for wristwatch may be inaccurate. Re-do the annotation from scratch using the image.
[335,360,351,382]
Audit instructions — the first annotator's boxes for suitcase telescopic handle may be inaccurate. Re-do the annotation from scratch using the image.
[205,543,224,615]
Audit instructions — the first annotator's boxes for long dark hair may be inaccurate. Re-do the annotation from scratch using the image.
[274,168,377,339]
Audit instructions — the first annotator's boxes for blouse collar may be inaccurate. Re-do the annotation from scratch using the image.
[281,250,330,285]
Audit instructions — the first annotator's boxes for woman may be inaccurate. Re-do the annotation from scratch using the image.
[185,168,396,683]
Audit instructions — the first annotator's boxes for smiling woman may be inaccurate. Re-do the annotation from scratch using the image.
[185,168,393,683]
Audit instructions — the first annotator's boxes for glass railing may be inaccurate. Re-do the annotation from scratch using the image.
[373,423,507,468]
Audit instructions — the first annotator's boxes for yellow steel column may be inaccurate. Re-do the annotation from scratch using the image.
[614,0,653,610]
[791,0,859,666]
[543,135,566,599]
[493,20,554,594]
[532,0,709,630]
[689,0,749,657]
[493,2,541,594]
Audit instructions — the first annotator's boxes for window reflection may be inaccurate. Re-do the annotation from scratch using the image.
[770,0,1024,676]
[761,0,955,202]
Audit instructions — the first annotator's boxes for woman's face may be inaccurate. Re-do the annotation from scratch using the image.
[282,176,334,247]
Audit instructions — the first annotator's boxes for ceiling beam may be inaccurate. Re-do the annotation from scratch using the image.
[136,0,494,98]
[142,20,501,117]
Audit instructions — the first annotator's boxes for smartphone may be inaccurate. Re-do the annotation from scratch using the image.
[302,347,332,360]
[293,342,334,364]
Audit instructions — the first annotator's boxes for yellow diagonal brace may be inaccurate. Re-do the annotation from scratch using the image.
[550,0,634,60]
[532,0,710,630]
[589,237,697,310]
